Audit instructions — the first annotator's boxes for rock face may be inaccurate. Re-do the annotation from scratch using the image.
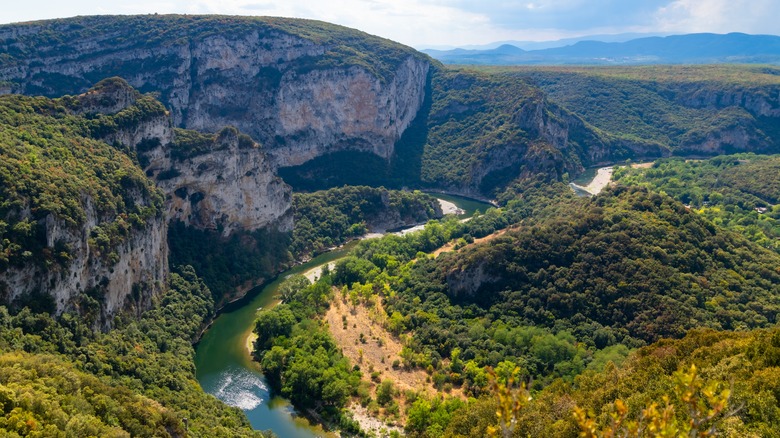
[2,202,168,326]
[82,78,293,235]
[146,128,293,235]
[0,15,430,172]
[1,75,294,327]
[0,81,170,325]
[662,83,780,117]
[268,57,429,167]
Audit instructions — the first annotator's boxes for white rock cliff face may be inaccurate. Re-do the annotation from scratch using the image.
[83,79,294,235]
[2,198,168,327]
[269,57,429,167]
[144,131,293,235]
[0,21,431,172]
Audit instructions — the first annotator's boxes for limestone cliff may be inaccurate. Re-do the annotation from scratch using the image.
[80,78,293,235]
[2,200,168,327]
[0,89,169,326]
[0,15,431,173]
[147,127,293,235]
[660,82,780,117]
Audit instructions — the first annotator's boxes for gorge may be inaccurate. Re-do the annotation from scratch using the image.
[1,14,780,437]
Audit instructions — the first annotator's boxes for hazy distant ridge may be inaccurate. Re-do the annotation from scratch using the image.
[423,33,780,65]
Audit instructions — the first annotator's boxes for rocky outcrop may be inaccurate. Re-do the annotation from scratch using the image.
[661,83,780,117]
[1,194,167,327]
[80,78,293,235]
[0,15,431,173]
[445,261,497,300]
[145,128,293,235]
[269,57,429,167]
[679,125,771,155]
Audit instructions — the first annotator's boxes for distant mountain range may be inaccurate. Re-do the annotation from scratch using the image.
[419,32,669,51]
[423,33,780,65]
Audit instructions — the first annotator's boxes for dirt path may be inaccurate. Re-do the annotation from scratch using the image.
[432,226,515,257]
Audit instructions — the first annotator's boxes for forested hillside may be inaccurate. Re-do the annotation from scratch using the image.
[291,186,442,256]
[253,180,780,435]
[0,267,267,437]
[443,327,780,437]
[615,154,780,252]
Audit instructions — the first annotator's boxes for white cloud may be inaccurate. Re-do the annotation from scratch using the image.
[654,0,780,35]
[1,0,778,48]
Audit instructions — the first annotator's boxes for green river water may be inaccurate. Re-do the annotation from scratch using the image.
[194,194,492,436]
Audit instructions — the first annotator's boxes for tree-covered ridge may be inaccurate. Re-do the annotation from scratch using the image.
[614,154,780,252]
[0,93,163,270]
[412,62,780,195]
[481,327,780,437]
[502,66,780,154]
[291,186,442,256]
[486,64,780,86]
[440,186,780,344]
[419,69,538,191]
[0,351,183,437]
[428,327,780,437]
[0,14,425,91]
[299,185,780,399]
[0,267,266,437]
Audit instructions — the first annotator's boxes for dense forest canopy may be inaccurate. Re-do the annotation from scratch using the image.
[615,154,780,252]
[0,94,163,272]
[253,180,780,436]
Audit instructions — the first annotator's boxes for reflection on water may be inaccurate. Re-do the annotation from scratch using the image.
[213,366,268,411]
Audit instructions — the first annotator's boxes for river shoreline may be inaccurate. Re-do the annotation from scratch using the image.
[194,193,494,436]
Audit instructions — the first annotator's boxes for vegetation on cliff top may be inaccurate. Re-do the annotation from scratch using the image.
[510,66,780,153]
[0,93,163,276]
[0,14,426,92]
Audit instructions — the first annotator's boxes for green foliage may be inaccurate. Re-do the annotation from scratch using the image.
[416,64,780,194]
[513,327,780,437]
[615,154,780,253]
[254,276,361,423]
[0,266,266,436]
[440,186,780,344]
[291,186,441,256]
[167,221,293,302]
[0,351,183,437]
[499,65,780,152]
[323,183,780,407]
[0,94,163,272]
[405,396,466,437]
[419,69,539,192]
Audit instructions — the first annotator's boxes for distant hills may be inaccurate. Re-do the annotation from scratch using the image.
[420,32,668,51]
[423,33,780,65]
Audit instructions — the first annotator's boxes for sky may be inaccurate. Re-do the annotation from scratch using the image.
[2,0,779,48]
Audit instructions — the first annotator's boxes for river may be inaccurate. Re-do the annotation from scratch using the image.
[194,193,492,436]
